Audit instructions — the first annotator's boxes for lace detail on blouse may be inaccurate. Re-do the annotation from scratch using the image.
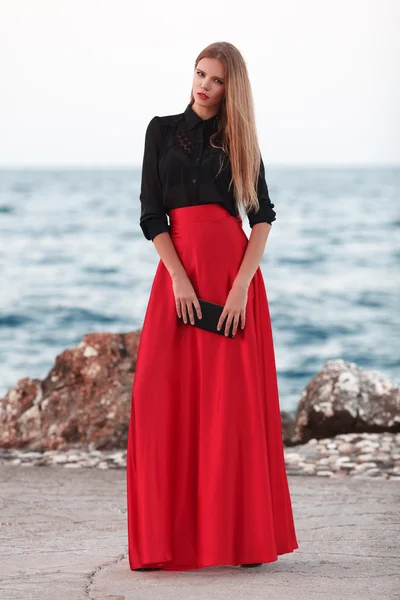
[176,126,192,155]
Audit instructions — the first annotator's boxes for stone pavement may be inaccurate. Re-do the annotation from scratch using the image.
[0,465,399,600]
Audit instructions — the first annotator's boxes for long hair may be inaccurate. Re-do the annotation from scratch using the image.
[189,41,263,217]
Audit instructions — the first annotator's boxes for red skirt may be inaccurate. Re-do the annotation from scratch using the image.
[126,203,298,571]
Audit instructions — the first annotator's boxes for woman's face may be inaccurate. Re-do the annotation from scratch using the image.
[192,57,225,110]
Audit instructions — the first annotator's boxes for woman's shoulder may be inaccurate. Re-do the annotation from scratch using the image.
[145,112,184,143]
[148,110,184,129]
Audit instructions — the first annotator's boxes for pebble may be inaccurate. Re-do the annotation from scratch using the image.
[283,432,400,479]
[0,432,400,479]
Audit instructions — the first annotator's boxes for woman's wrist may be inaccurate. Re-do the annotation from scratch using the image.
[232,279,250,291]
[171,270,188,282]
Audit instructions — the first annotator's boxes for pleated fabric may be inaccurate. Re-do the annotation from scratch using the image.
[126,203,298,571]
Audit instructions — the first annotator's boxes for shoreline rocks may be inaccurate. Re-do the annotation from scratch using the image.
[1,431,399,480]
[1,333,399,481]
[283,431,400,479]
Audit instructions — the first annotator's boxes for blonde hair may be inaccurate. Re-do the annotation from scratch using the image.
[189,41,263,217]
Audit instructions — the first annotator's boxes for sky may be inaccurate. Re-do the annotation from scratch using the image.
[0,0,399,167]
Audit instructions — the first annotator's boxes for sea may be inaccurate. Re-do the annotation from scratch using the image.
[0,166,399,413]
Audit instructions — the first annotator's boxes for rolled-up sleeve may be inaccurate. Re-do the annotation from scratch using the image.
[139,116,170,241]
[247,155,276,228]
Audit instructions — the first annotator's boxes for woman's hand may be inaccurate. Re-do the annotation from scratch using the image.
[172,274,202,324]
[217,282,248,337]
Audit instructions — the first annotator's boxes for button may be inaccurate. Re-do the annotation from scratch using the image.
[192,178,197,183]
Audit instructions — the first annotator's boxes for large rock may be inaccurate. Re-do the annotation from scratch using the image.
[292,359,400,444]
[0,331,141,451]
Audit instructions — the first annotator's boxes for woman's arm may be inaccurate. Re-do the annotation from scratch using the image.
[153,232,203,325]
[139,116,201,323]
[217,156,275,336]
[152,231,188,280]
[139,116,170,241]
[139,116,192,285]
[234,155,275,288]
[233,222,271,290]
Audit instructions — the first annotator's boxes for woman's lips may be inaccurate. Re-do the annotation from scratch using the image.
[197,92,209,99]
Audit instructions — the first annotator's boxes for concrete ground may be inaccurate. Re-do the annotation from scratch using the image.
[0,465,399,600]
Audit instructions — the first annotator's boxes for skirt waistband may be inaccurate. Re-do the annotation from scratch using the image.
[168,203,242,225]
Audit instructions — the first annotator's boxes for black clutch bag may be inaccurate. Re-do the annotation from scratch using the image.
[179,299,235,338]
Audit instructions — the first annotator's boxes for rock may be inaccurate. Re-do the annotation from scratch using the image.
[0,331,142,451]
[302,464,316,475]
[336,456,351,464]
[292,359,400,443]
[364,468,384,477]
[373,454,393,467]
[337,442,354,453]
[316,457,331,466]
[353,462,378,472]
[284,452,302,463]
[357,453,376,463]
[340,463,355,471]
[280,411,295,445]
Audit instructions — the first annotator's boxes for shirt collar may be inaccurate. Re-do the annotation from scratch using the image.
[184,102,219,130]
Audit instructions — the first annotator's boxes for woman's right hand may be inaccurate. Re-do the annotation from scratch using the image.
[171,274,202,325]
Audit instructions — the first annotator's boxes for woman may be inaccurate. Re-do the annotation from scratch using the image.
[126,41,299,572]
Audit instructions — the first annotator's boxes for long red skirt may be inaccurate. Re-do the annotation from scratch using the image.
[126,203,298,571]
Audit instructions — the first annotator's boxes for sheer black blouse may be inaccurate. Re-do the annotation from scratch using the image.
[139,102,276,241]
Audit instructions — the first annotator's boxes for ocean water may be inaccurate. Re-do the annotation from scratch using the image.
[0,167,399,413]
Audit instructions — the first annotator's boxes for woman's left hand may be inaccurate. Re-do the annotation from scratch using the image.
[217,282,248,337]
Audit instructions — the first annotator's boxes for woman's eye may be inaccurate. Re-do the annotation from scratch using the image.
[197,71,223,84]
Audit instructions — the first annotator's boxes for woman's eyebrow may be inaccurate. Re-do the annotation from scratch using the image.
[197,69,224,81]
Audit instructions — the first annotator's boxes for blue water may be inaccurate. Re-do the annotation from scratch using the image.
[0,167,399,412]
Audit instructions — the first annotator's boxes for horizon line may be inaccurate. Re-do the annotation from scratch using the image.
[0,163,399,170]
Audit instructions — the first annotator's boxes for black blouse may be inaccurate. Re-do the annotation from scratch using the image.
[139,102,276,241]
